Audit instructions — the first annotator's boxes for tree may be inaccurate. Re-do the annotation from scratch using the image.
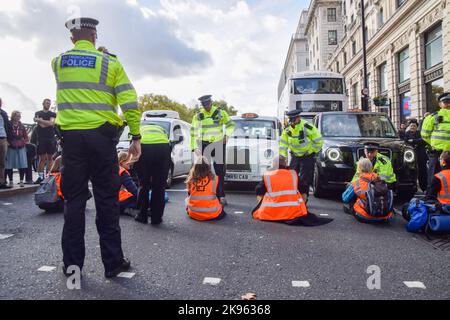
[139,94,195,123]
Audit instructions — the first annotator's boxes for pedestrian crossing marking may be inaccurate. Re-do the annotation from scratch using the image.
[38,266,56,272]
[404,281,426,289]
[203,277,221,285]
[292,281,310,288]
[117,272,136,279]
[0,234,14,240]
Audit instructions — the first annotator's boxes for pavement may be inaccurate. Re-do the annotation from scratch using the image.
[0,178,449,300]
[0,172,40,198]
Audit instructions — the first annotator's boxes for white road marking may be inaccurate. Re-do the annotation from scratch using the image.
[0,234,14,240]
[203,277,221,285]
[320,214,329,217]
[234,211,244,214]
[2,203,12,206]
[38,266,56,272]
[117,272,135,279]
[404,281,426,289]
[292,281,310,288]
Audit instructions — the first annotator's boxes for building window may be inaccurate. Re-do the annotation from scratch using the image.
[328,30,338,45]
[316,37,319,51]
[336,61,340,73]
[327,8,337,22]
[344,51,347,65]
[378,63,387,93]
[398,47,410,83]
[306,58,310,68]
[400,91,411,123]
[426,78,444,113]
[364,26,369,44]
[352,83,359,108]
[352,41,356,56]
[397,0,408,8]
[378,7,384,29]
[425,24,443,69]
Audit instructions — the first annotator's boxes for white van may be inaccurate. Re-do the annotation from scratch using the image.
[225,114,282,183]
[117,110,193,187]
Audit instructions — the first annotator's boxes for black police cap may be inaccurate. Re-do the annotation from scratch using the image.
[364,142,380,151]
[286,110,302,119]
[438,92,450,102]
[198,95,212,103]
[65,17,99,31]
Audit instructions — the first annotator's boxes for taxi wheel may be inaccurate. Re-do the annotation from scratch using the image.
[166,165,174,189]
[313,164,326,199]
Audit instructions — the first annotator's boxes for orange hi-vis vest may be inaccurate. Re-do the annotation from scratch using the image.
[352,172,393,221]
[50,172,63,200]
[253,169,307,221]
[187,175,222,221]
[119,166,134,202]
[435,169,450,204]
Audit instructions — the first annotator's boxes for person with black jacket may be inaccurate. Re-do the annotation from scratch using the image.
[404,119,428,192]
[0,98,12,189]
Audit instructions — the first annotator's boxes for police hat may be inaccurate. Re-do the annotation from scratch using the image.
[65,17,99,32]
[198,95,212,104]
[286,110,302,119]
[438,92,450,103]
[364,142,380,151]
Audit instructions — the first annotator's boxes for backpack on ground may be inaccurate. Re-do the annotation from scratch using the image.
[404,198,431,232]
[34,176,59,208]
[364,179,394,217]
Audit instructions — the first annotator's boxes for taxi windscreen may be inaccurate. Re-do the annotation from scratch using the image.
[321,114,397,138]
[231,120,276,140]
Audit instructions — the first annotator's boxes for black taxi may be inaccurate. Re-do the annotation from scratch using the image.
[311,111,418,199]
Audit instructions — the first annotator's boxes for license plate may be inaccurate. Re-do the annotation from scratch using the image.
[226,173,250,180]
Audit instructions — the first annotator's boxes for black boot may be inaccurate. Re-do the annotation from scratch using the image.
[105,258,131,278]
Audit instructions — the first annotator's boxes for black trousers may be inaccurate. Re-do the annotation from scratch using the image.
[201,141,226,198]
[427,151,442,195]
[289,154,315,195]
[61,128,123,272]
[135,144,170,222]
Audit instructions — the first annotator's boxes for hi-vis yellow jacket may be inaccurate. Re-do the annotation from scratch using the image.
[53,40,141,135]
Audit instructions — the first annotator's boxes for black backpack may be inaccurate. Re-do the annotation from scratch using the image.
[364,179,394,217]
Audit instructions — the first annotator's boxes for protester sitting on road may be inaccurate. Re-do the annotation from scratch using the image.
[343,158,394,223]
[118,152,138,216]
[425,151,450,205]
[5,111,29,188]
[252,157,333,226]
[185,156,226,221]
[39,156,64,213]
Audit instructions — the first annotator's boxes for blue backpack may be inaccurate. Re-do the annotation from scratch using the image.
[405,198,434,233]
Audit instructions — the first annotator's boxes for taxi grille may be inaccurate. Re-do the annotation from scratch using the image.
[227,147,251,172]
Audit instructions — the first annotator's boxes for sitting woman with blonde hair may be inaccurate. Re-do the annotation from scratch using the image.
[185,156,226,221]
[118,152,138,216]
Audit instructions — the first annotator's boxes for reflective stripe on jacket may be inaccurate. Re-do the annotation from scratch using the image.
[187,175,222,221]
[53,40,141,135]
[253,169,307,221]
[421,109,450,151]
[141,124,169,145]
[118,167,133,202]
[279,120,323,158]
[352,173,393,221]
[352,154,396,184]
[436,169,450,204]
[190,106,235,150]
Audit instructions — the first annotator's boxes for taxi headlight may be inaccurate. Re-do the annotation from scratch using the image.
[404,149,415,163]
[326,148,342,162]
[264,149,274,159]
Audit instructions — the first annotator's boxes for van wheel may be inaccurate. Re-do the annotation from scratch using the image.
[313,164,326,199]
[166,165,174,189]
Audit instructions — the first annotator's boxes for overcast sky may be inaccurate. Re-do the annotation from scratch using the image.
[0,0,309,122]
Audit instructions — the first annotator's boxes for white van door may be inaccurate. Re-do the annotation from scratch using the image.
[171,123,185,176]
[180,123,193,174]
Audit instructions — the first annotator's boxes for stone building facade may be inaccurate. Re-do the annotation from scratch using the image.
[326,0,449,126]
[305,0,344,71]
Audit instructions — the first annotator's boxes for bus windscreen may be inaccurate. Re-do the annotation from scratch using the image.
[293,78,344,95]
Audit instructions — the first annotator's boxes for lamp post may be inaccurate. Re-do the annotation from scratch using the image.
[360,0,369,111]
